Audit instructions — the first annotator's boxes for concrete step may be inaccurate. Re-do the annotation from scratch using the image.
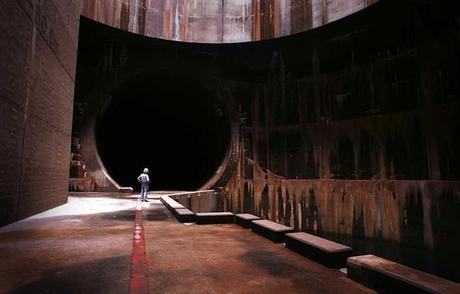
[174,208,195,223]
[251,220,294,243]
[160,196,185,211]
[235,213,260,228]
[347,254,460,294]
[195,212,234,224]
[285,232,352,268]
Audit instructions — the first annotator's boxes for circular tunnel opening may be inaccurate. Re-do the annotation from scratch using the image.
[95,71,230,191]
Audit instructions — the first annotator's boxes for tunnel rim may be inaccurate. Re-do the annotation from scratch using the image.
[94,70,234,191]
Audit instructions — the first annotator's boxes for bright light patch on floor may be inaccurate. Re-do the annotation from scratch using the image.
[29,196,137,219]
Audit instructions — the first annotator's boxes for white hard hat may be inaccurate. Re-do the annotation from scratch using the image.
[143,168,149,173]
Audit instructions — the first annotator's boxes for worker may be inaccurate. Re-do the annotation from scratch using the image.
[137,168,150,202]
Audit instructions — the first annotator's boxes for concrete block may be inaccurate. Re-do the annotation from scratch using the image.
[285,232,352,268]
[195,212,234,224]
[347,255,460,294]
[235,213,260,228]
[251,220,294,243]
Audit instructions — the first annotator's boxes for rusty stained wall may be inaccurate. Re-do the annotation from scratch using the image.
[242,99,460,181]
[225,176,460,250]
[223,106,460,252]
[220,0,460,253]
[224,144,460,251]
[81,0,378,43]
[223,89,460,251]
[73,0,460,252]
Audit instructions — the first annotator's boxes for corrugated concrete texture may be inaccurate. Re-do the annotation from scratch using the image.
[0,0,82,225]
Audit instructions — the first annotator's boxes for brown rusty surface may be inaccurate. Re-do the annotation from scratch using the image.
[143,202,376,294]
[81,0,378,43]
[224,175,460,251]
[217,0,460,255]
[74,0,460,258]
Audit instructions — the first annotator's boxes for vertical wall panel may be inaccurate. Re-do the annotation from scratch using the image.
[0,0,81,225]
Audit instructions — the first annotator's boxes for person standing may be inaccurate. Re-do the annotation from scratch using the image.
[137,168,150,202]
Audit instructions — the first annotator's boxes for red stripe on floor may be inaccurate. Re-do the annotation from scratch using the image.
[129,208,149,294]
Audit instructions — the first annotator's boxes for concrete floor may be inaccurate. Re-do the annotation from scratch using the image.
[0,196,137,294]
[0,195,375,294]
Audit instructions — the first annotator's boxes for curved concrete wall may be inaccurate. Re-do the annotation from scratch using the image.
[81,0,378,43]
[74,0,460,258]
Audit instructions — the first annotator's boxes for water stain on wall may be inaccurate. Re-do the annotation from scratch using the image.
[81,0,378,43]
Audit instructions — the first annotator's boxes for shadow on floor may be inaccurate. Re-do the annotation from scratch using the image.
[11,256,131,294]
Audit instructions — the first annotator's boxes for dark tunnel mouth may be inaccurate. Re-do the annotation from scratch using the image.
[95,71,231,191]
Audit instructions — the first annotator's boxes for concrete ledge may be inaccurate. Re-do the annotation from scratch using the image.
[235,214,260,229]
[347,255,460,294]
[195,212,234,224]
[160,196,185,211]
[174,208,195,223]
[165,190,217,213]
[285,232,352,268]
[251,220,294,243]
[160,196,186,221]
[119,187,133,193]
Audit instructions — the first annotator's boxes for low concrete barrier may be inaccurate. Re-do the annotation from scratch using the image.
[347,255,460,294]
[168,190,217,213]
[160,196,193,223]
[285,232,352,268]
[195,212,234,224]
[160,196,185,210]
[235,214,260,229]
[251,220,294,243]
[175,208,195,223]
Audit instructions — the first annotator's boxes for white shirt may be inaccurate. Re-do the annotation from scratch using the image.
[137,173,150,183]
